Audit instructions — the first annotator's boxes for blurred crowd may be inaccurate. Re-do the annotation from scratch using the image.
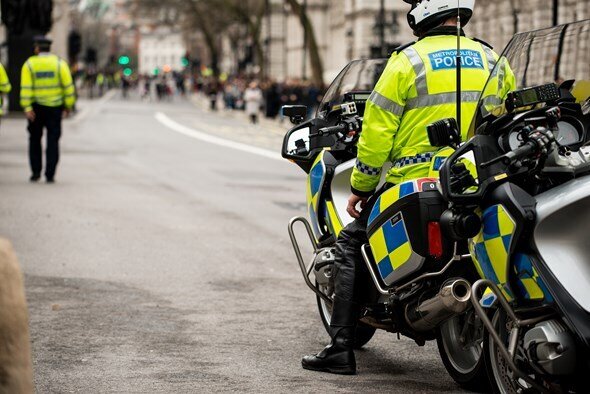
[72,69,324,124]
[201,77,324,124]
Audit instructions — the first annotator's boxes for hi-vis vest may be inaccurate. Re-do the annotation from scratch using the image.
[351,34,498,195]
[0,63,11,116]
[20,54,76,112]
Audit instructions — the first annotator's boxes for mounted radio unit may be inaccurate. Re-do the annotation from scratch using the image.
[505,83,561,112]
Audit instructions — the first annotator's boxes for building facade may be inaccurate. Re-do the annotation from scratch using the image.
[257,0,590,85]
[138,29,186,75]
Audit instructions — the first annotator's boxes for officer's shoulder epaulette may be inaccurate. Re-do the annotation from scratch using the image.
[389,41,417,56]
[470,37,493,50]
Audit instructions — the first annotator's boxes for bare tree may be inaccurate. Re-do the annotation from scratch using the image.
[133,0,228,76]
[217,0,268,76]
[134,0,270,77]
[284,0,324,86]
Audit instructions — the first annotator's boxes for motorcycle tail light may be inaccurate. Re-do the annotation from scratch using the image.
[428,221,443,259]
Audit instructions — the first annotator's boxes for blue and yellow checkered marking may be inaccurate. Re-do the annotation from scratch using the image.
[513,253,553,302]
[369,213,413,282]
[469,205,516,301]
[307,152,327,237]
[368,180,418,226]
[324,201,343,237]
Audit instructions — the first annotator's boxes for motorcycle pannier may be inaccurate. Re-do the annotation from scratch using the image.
[366,178,452,287]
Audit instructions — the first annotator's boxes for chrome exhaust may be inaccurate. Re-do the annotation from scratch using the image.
[405,279,472,332]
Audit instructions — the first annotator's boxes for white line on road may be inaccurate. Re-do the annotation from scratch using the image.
[154,112,283,161]
[69,89,118,125]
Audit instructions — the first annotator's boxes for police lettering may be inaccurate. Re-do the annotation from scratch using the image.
[35,71,55,79]
[428,49,484,71]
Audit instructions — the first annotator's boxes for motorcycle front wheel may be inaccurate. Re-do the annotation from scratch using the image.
[437,309,490,392]
[316,282,375,349]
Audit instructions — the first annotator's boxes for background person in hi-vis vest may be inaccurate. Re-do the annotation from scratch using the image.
[20,36,76,183]
[302,0,505,375]
[0,62,11,125]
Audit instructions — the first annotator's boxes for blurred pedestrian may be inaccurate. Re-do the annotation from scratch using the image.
[20,36,76,183]
[244,81,263,124]
[207,80,220,111]
[0,62,11,124]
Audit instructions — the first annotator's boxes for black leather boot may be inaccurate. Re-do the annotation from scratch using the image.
[301,327,356,375]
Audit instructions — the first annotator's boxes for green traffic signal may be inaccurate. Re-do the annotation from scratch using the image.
[123,68,133,77]
[118,55,130,65]
[181,57,189,67]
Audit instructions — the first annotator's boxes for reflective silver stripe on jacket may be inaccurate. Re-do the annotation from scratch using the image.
[406,90,482,111]
[368,91,404,116]
[393,152,435,169]
[355,159,381,176]
[480,44,497,72]
[481,95,503,108]
[402,46,428,96]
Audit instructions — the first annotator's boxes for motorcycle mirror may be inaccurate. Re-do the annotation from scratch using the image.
[282,124,313,161]
[427,118,460,149]
[282,105,308,125]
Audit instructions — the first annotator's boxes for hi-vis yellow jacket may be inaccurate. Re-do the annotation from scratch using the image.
[0,62,11,116]
[20,54,76,112]
[351,32,499,196]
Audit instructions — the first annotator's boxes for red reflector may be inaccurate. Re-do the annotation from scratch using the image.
[428,222,443,259]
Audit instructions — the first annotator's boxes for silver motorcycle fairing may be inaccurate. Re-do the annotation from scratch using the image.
[534,175,590,313]
[330,159,390,229]
[331,159,355,228]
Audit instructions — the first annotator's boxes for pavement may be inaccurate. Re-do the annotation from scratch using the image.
[0,90,468,393]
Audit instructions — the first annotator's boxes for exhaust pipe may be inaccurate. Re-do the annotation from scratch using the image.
[405,279,472,332]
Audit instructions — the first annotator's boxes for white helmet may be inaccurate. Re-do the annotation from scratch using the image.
[404,0,475,35]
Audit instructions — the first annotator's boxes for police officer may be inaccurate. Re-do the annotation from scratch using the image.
[0,62,11,122]
[21,36,76,183]
[302,0,499,374]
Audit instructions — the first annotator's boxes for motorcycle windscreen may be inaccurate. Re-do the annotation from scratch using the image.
[317,59,387,119]
[470,19,590,138]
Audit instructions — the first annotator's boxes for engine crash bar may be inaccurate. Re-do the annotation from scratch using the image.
[287,217,333,305]
[471,279,552,394]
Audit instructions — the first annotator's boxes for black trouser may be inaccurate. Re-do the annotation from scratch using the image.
[330,184,391,333]
[28,104,63,179]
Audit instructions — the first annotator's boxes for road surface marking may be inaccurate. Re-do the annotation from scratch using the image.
[154,112,283,161]
[69,89,118,125]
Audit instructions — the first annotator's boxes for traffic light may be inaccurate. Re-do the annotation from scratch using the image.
[118,55,130,65]
[123,68,133,77]
[181,57,189,67]
[153,68,160,76]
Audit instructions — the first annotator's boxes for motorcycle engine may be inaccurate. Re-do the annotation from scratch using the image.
[523,319,576,376]
[313,247,336,286]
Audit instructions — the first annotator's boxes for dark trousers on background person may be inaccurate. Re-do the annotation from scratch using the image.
[28,104,63,180]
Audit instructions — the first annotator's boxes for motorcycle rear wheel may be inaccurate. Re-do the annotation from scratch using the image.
[316,282,375,349]
[437,309,490,392]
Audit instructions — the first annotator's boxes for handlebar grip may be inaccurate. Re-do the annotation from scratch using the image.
[318,124,347,136]
[481,141,537,168]
[501,141,537,164]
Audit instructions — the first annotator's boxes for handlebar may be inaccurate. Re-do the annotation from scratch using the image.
[317,124,348,136]
[481,140,538,168]
[314,116,362,139]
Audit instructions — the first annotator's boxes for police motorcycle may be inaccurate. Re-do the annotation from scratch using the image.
[282,58,489,389]
[430,20,590,393]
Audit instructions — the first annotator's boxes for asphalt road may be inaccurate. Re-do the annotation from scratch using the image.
[0,92,468,393]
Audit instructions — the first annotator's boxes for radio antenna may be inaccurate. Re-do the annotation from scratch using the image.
[456,0,462,137]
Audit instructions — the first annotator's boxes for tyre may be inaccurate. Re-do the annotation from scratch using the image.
[316,281,376,349]
[437,309,490,392]
[483,309,533,394]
